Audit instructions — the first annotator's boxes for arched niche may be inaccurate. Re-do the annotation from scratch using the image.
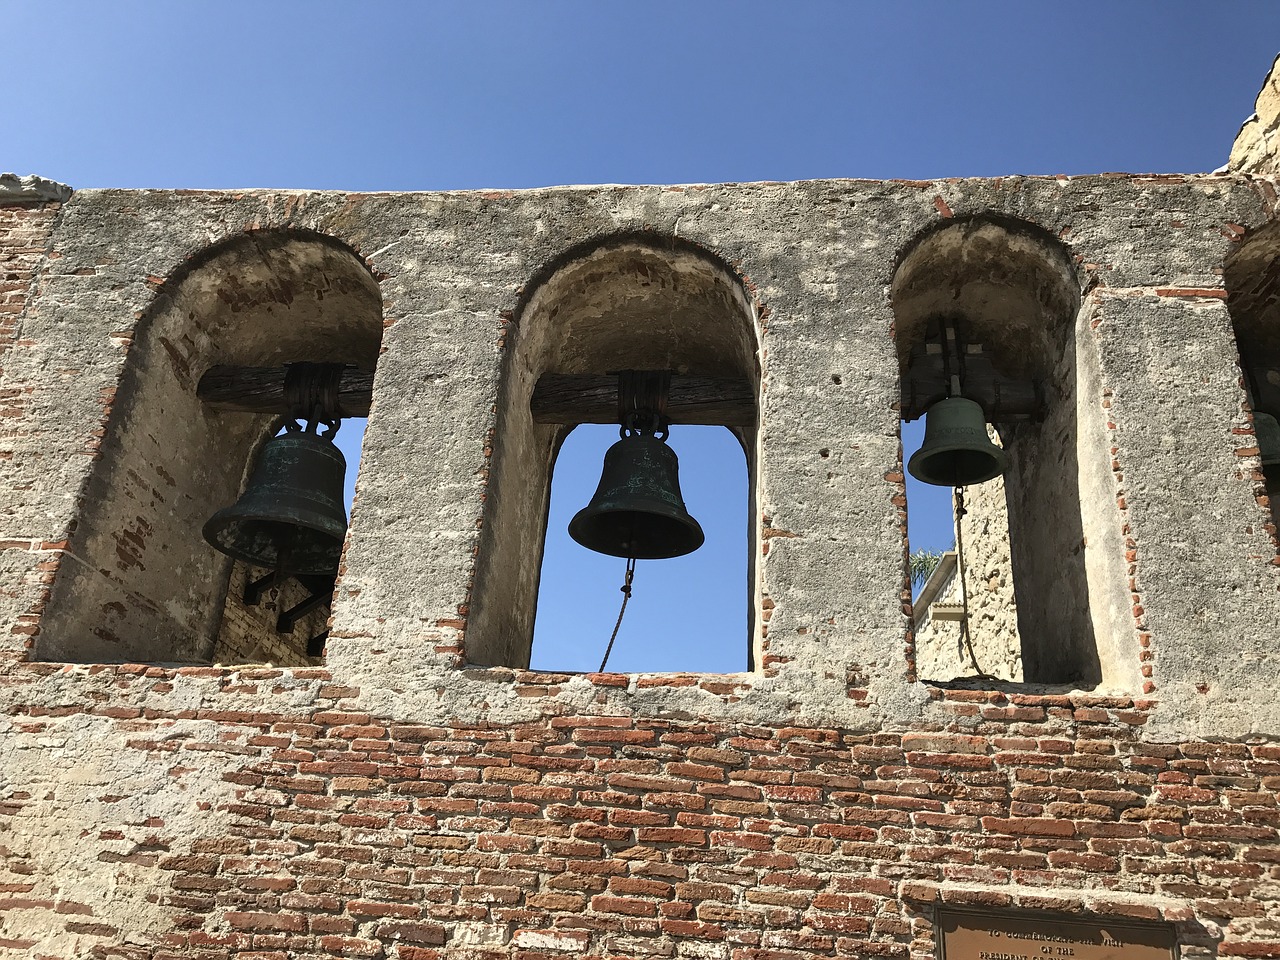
[892,216,1112,686]
[1225,219,1280,358]
[893,217,1079,384]
[37,230,384,664]
[1225,218,1280,535]
[467,235,761,669]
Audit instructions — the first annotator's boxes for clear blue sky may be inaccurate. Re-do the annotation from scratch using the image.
[6,2,1276,672]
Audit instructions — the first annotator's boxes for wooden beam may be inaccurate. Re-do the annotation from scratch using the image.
[900,345,1042,422]
[900,374,1041,422]
[531,374,755,426]
[197,365,374,417]
[198,365,757,426]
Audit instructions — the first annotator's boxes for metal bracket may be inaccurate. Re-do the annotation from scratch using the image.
[615,369,672,436]
[242,569,336,637]
[244,571,279,606]
[276,575,337,633]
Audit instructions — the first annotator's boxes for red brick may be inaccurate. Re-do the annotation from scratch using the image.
[373,921,447,945]
[638,827,707,845]
[225,912,305,933]
[592,895,658,917]
[981,817,1077,838]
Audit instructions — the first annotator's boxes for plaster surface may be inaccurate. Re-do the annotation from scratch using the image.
[1,165,1279,959]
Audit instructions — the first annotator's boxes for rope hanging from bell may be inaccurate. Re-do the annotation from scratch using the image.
[597,557,636,673]
[952,484,998,681]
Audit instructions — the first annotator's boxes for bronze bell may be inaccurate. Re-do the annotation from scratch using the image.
[203,429,348,576]
[569,431,705,559]
[908,396,1009,487]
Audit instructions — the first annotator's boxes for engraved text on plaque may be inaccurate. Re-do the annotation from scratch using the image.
[938,908,1175,960]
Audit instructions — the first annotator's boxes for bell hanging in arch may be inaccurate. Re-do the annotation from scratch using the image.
[569,430,705,560]
[908,396,1008,487]
[203,427,349,576]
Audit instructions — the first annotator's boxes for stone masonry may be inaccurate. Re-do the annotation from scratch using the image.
[1232,54,1280,176]
[1,60,1280,960]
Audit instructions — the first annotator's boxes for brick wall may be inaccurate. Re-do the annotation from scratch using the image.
[213,563,326,667]
[0,200,57,361]
[0,190,64,672]
[3,172,1280,958]
[0,666,1270,958]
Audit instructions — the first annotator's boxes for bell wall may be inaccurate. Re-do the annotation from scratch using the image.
[1,168,1279,958]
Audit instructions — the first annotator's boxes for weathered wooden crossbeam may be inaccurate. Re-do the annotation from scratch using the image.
[900,342,1043,422]
[900,373,1042,422]
[197,365,758,426]
[530,374,756,426]
[197,365,375,417]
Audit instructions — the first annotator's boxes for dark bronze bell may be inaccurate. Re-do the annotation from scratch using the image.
[203,430,348,576]
[908,396,1009,487]
[569,432,705,559]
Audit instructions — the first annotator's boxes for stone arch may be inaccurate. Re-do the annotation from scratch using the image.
[36,230,384,664]
[466,233,762,669]
[1225,218,1280,539]
[892,215,1113,686]
[892,215,1080,381]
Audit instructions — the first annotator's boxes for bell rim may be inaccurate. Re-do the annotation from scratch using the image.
[202,506,348,576]
[568,507,705,560]
[906,438,1009,487]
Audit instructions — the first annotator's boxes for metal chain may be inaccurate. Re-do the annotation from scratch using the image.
[597,557,636,673]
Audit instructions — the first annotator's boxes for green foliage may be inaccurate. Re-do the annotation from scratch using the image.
[909,549,945,588]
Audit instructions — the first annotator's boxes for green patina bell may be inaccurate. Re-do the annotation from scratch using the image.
[203,430,348,575]
[570,432,704,560]
[908,396,1008,487]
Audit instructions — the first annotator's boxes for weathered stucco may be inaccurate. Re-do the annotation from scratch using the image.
[1231,53,1280,175]
[1,160,1279,958]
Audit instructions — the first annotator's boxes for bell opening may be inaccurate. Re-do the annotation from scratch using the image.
[532,424,748,674]
[908,448,1007,489]
[568,509,705,561]
[893,223,1102,689]
[208,417,367,667]
[203,516,345,577]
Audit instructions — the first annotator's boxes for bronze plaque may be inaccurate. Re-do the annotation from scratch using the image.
[939,908,1175,960]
